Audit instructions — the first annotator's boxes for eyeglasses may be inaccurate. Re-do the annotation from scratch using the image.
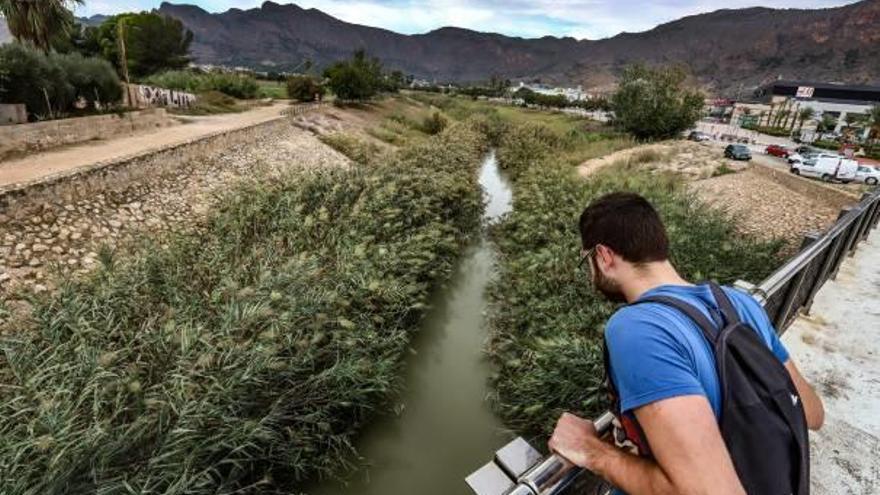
[578,245,596,276]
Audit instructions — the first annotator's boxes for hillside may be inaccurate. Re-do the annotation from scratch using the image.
[2,0,879,94]
[155,0,880,94]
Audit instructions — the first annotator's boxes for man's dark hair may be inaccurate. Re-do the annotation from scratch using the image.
[578,192,669,263]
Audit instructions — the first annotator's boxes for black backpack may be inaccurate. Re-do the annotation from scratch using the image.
[603,282,810,495]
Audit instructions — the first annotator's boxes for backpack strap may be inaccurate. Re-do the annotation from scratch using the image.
[635,295,720,344]
[707,282,741,326]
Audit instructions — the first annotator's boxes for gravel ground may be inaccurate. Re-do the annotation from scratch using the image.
[690,168,839,252]
[0,117,350,301]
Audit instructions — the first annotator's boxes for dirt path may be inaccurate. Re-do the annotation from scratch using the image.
[0,102,290,188]
[782,230,880,494]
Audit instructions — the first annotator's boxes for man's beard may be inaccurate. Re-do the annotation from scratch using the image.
[593,261,627,303]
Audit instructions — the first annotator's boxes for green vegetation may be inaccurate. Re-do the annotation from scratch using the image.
[169,90,244,115]
[712,163,737,177]
[811,139,841,151]
[79,12,192,79]
[0,117,493,493]
[611,64,704,140]
[0,43,121,120]
[319,133,385,165]
[323,50,401,101]
[486,118,786,435]
[0,0,82,52]
[256,79,287,99]
[144,70,260,100]
[286,75,325,102]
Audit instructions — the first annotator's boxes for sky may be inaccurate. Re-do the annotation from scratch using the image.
[76,0,860,40]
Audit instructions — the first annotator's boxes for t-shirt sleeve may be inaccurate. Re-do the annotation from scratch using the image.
[727,288,790,364]
[605,307,706,414]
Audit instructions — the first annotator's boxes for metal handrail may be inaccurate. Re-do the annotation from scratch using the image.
[468,185,880,495]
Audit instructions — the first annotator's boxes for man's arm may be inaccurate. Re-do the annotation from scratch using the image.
[785,359,824,430]
[549,395,745,495]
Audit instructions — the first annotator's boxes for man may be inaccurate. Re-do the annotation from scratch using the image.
[548,192,824,494]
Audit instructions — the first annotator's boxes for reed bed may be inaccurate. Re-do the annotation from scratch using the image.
[0,120,492,493]
[487,121,787,435]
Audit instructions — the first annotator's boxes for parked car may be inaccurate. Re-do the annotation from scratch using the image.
[855,165,880,185]
[724,144,752,161]
[765,144,790,158]
[720,133,738,142]
[688,131,711,142]
[788,150,837,165]
[790,156,858,183]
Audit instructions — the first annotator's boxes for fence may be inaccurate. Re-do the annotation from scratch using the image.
[467,186,880,495]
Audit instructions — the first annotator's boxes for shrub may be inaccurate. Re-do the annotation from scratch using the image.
[323,50,383,101]
[811,139,841,151]
[419,111,448,135]
[286,75,324,102]
[0,43,121,119]
[0,119,491,494]
[747,125,793,138]
[487,121,786,436]
[144,70,259,100]
[611,64,704,140]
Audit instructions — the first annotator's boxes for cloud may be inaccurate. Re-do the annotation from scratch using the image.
[74,0,860,39]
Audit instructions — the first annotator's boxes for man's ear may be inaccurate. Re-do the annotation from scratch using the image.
[595,244,614,270]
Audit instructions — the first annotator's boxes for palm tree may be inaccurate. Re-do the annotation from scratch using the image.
[797,107,815,133]
[0,0,83,52]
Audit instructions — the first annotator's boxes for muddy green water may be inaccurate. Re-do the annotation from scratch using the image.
[309,152,514,495]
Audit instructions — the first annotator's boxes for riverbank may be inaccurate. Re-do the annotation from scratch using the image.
[0,117,492,493]
[486,118,788,434]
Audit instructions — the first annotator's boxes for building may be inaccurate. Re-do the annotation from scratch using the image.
[512,82,591,102]
[747,80,880,140]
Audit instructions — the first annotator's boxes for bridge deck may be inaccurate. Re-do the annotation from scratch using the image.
[782,229,880,494]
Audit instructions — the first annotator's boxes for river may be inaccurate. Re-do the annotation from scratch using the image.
[309,151,514,495]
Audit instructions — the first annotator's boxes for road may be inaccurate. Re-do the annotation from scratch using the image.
[0,102,290,188]
[782,229,880,494]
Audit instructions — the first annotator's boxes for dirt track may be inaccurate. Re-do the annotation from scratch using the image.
[0,102,290,188]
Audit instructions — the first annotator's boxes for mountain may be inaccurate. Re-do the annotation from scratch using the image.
[155,0,880,95]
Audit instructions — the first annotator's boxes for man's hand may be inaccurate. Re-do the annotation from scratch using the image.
[548,412,608,471]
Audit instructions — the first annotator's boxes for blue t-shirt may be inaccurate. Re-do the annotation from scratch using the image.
[606,283,789,422]
[605,284,789,495]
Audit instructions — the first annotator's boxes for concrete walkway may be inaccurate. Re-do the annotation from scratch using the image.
[0,102,290,188]
[782,229,880,494]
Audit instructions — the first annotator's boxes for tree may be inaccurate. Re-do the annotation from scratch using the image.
[796,107,815,133]
[610,64,704,140]
[0,43,121,119]
[286,75,324,102]
[0,0,83,52]
[323,50,383,101]
[868,106,880,147]
[817,113,837,134]
[86,12,192,79]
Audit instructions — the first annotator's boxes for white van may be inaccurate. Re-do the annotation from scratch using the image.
[791,156,858,183]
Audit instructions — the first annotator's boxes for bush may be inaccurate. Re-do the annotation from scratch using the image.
[419,111,448,135]
[611,64,704,140]
[323,50,386,101]
[811,139,841,151]
[0,120,491,494]
[0,43,121,119]
[144,70,259,99]
[286,75,324,102]
[487,121,786,435]
[747,125,793,138]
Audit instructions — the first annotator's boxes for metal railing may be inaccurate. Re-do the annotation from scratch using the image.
[466,186,880,495]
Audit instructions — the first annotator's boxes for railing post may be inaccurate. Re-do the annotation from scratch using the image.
[831,208,864,279]
[853,194,876,246]
[773,234,819,330]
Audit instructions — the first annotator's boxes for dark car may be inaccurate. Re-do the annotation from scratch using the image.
[724,144,752,161]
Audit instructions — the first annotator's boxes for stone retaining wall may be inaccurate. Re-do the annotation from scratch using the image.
[749,162,859,212]
[0,105,346,297]
[0,108,175,160]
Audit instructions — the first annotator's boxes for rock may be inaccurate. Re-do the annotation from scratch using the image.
[33,284,47,294]
[70,232,82,241]
[109,220,122,229]
[28,258,42,267]
[32,244,49,253]
[14,243,25,252]
[0,273,10,284]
